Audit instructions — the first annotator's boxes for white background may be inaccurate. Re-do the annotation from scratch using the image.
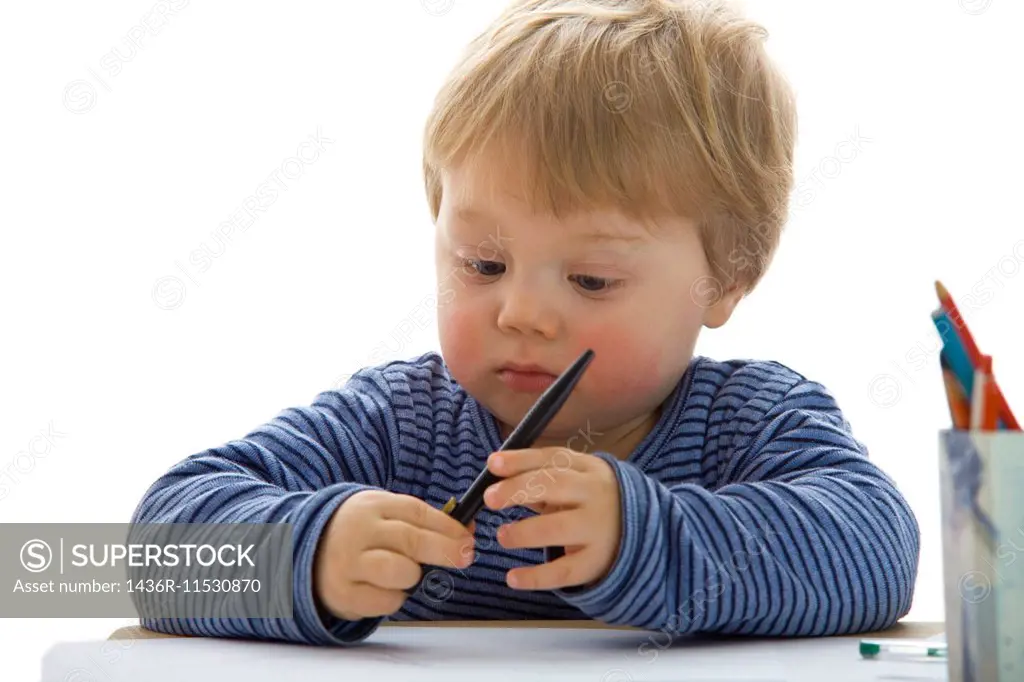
[3,0,1022,678]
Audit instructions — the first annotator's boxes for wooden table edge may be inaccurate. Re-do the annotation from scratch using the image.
[109,619,943,641]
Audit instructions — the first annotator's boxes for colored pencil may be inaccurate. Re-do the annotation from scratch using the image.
[940,353,972,430]
[983,371,1001,431]
[932,308,977,397]
[991,381,1020,431]
[934,282,1020,430]
[935,281,983,364]
[971,355,992,430]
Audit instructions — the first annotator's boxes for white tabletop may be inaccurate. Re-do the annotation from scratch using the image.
[43,624,948,682]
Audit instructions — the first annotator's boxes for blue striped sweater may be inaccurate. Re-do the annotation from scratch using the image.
[131,351,920,645]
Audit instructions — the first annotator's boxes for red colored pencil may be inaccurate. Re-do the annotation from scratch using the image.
[992,382,1021,430]
[935,281,983,364]
[983,376,1001,431]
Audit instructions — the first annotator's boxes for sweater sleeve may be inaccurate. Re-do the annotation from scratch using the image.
[551,376,921,637]
[129,368,398,645]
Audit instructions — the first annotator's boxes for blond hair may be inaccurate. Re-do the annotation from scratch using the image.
[422,0,797,294]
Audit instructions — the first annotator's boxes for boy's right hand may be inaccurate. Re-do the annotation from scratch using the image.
[313,490,475,622]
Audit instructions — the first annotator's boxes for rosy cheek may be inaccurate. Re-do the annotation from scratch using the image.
[572,329,666,400]
[438,304,484,376]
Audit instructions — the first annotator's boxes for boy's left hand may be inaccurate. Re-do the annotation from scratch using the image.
[483,447,622,591]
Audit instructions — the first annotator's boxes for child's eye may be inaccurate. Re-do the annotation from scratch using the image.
[569,274,620,293]
[461,258,505,277]
[458,258,620,294]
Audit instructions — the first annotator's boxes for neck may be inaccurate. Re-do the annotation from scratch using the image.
[499,404,663,461]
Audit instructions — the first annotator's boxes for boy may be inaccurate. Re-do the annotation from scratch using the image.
[131,0,920,645]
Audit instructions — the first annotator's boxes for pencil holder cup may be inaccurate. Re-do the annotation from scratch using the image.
[939,430,1024,682]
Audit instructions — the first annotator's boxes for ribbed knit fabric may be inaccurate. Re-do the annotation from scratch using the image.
[130,351,920,646]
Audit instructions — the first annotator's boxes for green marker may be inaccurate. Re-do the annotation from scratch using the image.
[859,638,948,659]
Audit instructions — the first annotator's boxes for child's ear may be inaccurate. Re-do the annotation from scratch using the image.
[701,284,745,329]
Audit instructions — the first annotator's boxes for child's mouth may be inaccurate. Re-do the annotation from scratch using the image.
[497,369,556,392]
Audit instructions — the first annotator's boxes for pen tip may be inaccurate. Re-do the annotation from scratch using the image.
[572,349,595,367]
[935,280,949,300]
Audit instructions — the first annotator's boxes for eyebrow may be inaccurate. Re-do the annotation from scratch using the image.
[453,206,503,230]
[453,206,645,246]
[577,230,646,246]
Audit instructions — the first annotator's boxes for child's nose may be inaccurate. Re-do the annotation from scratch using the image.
[496,286,560,339]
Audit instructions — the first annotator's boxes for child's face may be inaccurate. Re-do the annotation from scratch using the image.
[433,150,737,449]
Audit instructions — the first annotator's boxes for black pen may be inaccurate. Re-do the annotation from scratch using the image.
[407,348,595,595]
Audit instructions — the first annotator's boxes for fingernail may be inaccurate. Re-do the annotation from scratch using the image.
[490,454,504,471]
[485,485,499,508]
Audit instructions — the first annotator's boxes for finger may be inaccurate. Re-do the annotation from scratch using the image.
[496,510,588,550]
[488,447,586,478]
[336,581,408,618]
[484,469,590,511]
[369,520,474,570]
[380,493,473,540]
[354,548,422,590]
[506,552,594,591]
